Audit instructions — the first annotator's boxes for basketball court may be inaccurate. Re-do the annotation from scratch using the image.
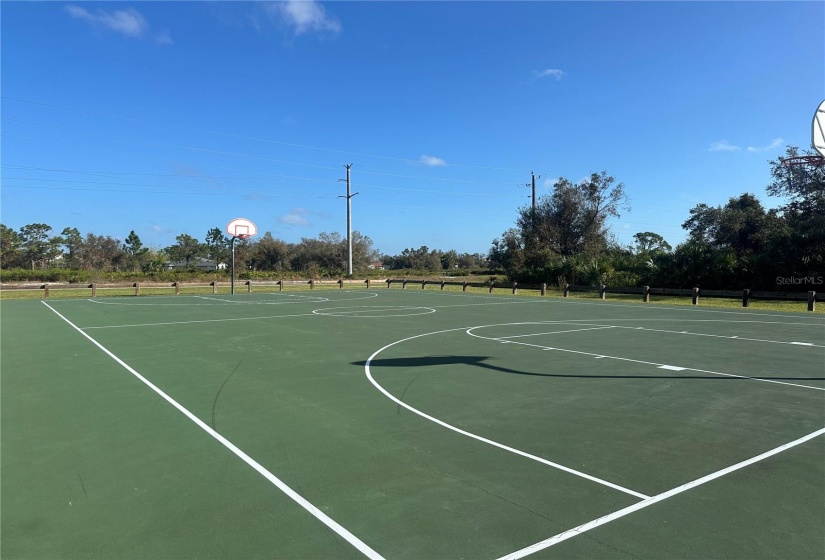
[2,287,823,559]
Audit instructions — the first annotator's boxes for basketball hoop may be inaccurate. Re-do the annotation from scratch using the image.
[226,218,257,295]
[780,155,825,167]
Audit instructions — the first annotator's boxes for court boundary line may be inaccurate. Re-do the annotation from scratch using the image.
[495,426,825,559]
[364,326,651,500]
[41,301,385,560]
[466,324,825,392]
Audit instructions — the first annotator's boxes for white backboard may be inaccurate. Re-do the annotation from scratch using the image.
[814,99,825,157]
[226,217,258,238]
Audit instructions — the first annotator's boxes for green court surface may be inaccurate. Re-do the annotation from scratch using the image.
[2,289,824,559]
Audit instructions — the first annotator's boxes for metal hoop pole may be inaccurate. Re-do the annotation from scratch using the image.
[231,236,236,295]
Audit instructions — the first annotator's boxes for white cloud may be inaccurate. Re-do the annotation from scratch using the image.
[708,140,741,152]
[543,177,563,189]
[747,137,783,153]
[533,68,565,81]
[278,208,310,226]
[420,155,447,167]
[272,0,341,36]
[155,29,174,45]
[66,5,172,44]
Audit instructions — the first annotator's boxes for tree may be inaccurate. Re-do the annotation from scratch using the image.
[440,249,458,270]
[766,146,825,274]
[122,230,148,272]
[18,223,60,269]
[350,231,380,272]
[682,194,774,285]
[204,227,229,266]
[0,224,23,268]
[61,227,83,269]
[167,234,202,267]
[633,232,671,255]
[79,234,122,271]
[493,171,629,282]
[250,232,291,271]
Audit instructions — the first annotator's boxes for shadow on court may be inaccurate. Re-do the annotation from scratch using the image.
[355,355,825,381]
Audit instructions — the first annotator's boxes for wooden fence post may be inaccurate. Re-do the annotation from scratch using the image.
[310,279,315,290]
[90,283,97,297]
[210,281,217,294]
[512,282,518,295]
[488,281,494,294]
[809,291,816,312]
[246,280,252,293]
[742,289,750,308]
[173,281,180,295]
[386,279,391,288]
[599,284,607,300]
[278,280,283,291]
[402,279,407,289]
[366,279,371,289]
[338,279,344,289]
[692,287,699,305]
[440,281,445,291]
[563,283,569,297]
[134,282,140,296]
[422,280,426,289]
[41,284,49,297]
[463,281,468,292]
[643,286,650,303]
[541,283,546,296]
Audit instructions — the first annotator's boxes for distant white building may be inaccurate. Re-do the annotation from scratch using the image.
[166,257,227,271]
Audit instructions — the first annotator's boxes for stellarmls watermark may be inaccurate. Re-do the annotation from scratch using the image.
[776,276,824,286]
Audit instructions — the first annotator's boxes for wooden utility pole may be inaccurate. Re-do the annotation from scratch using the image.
[338,164,358,275]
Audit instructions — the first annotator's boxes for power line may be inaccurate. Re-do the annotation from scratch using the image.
[2,96,524,171]
[1,184,331,198]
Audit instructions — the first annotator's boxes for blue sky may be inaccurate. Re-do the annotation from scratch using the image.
[2,1,823,256]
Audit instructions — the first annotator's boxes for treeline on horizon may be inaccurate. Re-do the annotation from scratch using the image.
[1,147,822,291]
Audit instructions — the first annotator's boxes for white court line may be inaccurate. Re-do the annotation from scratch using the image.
[82,312,319,329]
[496,326,617,340]
[41,301,385,560]
[364,327,651,500]
[607,324,825,348]
[466,325,825,392]
[496,426,825,560]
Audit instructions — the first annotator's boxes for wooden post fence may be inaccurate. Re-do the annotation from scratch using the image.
[743,289,750,308]
[809,291,816,312]
[643,285,650,303]
[692,288,699,305]
[541,283,546,296]
[563,283,570,297]
[134,282,140,296]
